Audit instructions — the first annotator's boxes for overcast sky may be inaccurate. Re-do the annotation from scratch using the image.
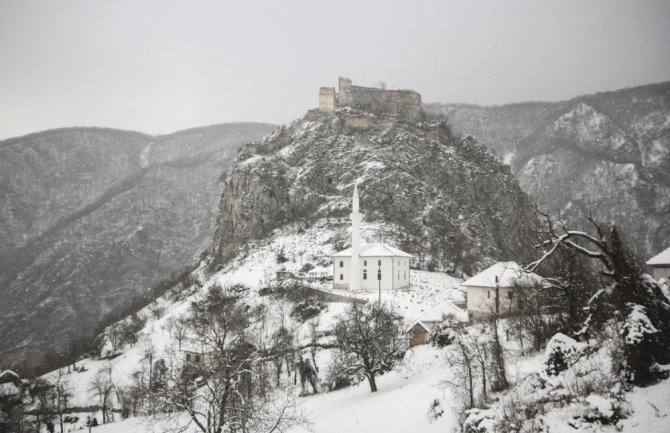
[1,0,669,140]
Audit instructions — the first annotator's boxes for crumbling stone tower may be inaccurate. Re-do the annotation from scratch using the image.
[318,87,336,113]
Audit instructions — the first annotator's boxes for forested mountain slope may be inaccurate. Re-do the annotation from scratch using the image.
[425,82,670,259]
[0,123,276,374]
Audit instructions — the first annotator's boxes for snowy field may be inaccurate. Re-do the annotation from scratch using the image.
[67,346,460,433]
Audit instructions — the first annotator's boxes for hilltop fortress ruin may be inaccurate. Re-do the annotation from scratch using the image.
[319,77,424,122]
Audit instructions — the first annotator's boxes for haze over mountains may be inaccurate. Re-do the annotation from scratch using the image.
[0,123,276,374]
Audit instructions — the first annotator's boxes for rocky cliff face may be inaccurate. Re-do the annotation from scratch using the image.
[0,123,276,374]
[213,110,537,277]
[424,82,670,259]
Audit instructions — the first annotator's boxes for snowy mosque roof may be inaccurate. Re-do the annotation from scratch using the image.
[332,242,413,258]
[460,261,544,288]
[647,247,670,266]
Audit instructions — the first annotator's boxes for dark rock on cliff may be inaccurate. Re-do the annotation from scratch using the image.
[213,110,537,276]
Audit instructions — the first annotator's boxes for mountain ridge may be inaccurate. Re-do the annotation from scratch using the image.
[424,81,670,259]
[0,122,277,374]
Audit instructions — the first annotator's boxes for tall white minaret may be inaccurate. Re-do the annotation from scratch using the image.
[350,182,362,291]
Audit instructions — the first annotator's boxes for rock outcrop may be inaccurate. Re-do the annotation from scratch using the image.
[213,110,537,277]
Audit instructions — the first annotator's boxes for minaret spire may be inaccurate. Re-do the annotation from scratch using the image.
[350,181,362,291]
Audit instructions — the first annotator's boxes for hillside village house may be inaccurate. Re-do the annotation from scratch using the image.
[461,261,544,320]
[647,247,670,281]
[408,301,468,347]
[332,183,413,291]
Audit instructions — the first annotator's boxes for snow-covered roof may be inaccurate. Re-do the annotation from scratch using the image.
[647,247,670,266]
[0,370,19,382]
[0,382,20,395]
[332,242,413,258]
[410,301,468,331]
[0,370,19,378]
[460,261,544,288]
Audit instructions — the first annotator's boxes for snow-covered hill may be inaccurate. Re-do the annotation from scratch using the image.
[213,109,538,277]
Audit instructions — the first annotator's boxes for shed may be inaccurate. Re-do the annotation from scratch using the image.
[646,247,670,281]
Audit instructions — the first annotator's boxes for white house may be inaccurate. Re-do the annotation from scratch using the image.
[332,183,413,291]
[646,247,670,281]
[461,261,544,320]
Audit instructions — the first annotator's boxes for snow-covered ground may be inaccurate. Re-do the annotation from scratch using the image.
[33,223,670,433]
[67,346,459,433]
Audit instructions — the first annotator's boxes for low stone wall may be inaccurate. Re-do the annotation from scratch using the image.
[308,286,365,303]
[348,85,424,122]
[342,114,395,130]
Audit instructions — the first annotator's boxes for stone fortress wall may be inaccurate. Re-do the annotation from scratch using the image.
[318,77,424,122]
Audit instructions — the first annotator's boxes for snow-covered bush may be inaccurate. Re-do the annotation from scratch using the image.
[582,394,626,425]
[323,352,365,391]
[431,321,458,348]
[462,408,499,433]
[543,333,586,376]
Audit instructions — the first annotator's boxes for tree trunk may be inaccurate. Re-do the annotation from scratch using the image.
[466,364,474,409]
[366,373,378,393]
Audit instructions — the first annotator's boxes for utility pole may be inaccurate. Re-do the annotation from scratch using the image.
[377,267,382,302]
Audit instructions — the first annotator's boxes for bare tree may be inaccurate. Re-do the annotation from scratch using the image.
[52,369,73,433]
[136,286,306,433]
[89,370,114,424]
[167,316,189,350]
[28,378,53,431]
[447,328,477,409]
[333,301,405,393]
[444,325,493,409]
[484,281,508,391]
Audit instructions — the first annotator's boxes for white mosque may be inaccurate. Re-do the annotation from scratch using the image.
[331,183,413,291]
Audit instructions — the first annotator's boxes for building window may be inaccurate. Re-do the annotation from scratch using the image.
[378,260,381,266]
[186,354,191,362]
[195,355,201,363]
[364,260,367,266]
[339,261,343,268]
[507,291,514,300]
[363,270,367,280]
[340,274,343,281]
[487,290,491,299]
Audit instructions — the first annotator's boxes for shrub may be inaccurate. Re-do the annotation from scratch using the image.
[432,321,458,348]
[291,299,326,322]
[323,352,365,391]
[543,333,586,376]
